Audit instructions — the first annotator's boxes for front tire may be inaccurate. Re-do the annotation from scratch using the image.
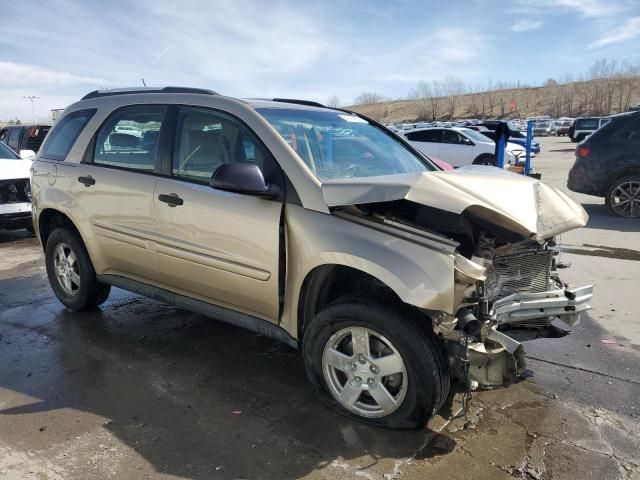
[302,296,450,429]
[45,227,111,310]
[605,175,640,218]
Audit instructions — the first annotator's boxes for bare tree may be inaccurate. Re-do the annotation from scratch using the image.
[353,92,385,105]
[408,81,431,120]
[408,80,443,120]
[469,91,480,117]
[484,81,496,118]
[326,95,340,108]
[444,76,465,118]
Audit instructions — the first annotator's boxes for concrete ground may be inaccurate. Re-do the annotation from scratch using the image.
[0,136,638,480]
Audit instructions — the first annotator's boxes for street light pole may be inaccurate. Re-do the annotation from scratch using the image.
[23,96,40,123]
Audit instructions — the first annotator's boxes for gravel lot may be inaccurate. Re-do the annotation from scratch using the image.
[0,136,638,479]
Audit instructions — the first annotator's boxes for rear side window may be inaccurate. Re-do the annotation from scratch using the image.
[406,130,442,142]
[7,128,21,151]
[612,115,640,143]
[40,109,96,161]
[93,106,165,172]
[576,118,598,130]
[25,126,51,153]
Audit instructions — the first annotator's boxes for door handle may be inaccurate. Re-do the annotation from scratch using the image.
[77,175,95,187]
[158,193,184,207]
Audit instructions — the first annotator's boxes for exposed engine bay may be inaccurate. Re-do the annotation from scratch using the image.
[333,198,593,390]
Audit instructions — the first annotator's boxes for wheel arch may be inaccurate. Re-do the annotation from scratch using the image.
[601,165,640,195]
[297,264,403,343]
[38,208,84,252]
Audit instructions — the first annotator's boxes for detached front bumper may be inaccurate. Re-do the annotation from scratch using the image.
[445,284,594,390]
[492,284,593,328]
[0,202,33,230]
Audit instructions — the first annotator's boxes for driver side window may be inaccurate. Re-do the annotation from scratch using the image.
[442,130,462,144]
[172,108,270,184]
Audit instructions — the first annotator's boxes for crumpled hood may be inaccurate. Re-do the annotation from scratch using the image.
[0,158,32,181]
[321,166,588,240]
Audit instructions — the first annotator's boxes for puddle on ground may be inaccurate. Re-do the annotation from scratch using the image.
[557,243,640,261]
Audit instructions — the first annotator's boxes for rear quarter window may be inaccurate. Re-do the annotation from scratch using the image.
[611,115,640,143]
[576,119,599,130]
[40,109,96,161]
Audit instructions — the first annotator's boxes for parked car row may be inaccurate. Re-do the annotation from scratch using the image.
[401,126,525,167]
[0,124,48,232]
[0,141,34,231]
[0,124,51,154]
[568,110,640,218]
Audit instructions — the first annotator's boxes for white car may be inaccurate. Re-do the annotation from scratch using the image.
[0,142,34,231]
[114,125,142,137]
[402,127,525,167]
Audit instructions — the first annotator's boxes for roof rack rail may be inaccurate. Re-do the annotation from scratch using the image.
[271,98,326,108]
[81,86,218,100]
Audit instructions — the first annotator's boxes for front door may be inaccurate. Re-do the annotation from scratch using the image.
[153,107,283,321]
[440,130,475,167]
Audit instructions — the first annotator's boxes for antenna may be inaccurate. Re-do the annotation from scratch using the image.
[141,77,147,87]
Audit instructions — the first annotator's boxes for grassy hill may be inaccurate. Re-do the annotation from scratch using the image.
[349,77,640,123]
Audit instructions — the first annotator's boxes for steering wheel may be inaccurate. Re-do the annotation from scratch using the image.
[339,163,381,178]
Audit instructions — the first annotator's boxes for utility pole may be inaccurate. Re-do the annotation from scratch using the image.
[23,96,40,123]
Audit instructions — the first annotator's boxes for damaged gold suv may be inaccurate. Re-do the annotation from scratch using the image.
[31,87,593,429]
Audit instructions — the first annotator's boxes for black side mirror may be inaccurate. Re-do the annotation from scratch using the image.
[210,162,279,199]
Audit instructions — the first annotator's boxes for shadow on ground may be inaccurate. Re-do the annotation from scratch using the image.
[581,203,639,233]
[0,296,455,479]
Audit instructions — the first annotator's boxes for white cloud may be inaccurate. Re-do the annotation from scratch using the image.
[588,16,640,48]
[0,61,107,88]
[510,19,544,32]
[515,0,618,17]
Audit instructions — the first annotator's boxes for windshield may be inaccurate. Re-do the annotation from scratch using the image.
[460,128,493,143]
[256,108,433,180]
[0,142,19,159]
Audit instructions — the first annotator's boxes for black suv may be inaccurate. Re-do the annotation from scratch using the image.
[567,111,640,218]
[0,124,51,154]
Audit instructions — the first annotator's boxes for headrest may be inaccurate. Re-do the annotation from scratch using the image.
[109,133,139,148]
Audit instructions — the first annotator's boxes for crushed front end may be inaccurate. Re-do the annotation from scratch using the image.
[442,239,593,389]
[323,168,593,391]
[0,178,33,230]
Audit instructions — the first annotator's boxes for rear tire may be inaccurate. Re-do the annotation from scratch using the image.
[473,154,496,166]
[302,296,450,430]
[45,227,111,311]
[605,175,640,218]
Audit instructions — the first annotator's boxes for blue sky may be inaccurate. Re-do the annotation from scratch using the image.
[1,0,639,120]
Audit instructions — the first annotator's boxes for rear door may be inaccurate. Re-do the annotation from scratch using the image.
[152,107,284,321]
[65,105,166,282]
[405,129,442,159]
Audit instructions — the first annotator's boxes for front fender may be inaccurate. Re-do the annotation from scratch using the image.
[280,205,456,338]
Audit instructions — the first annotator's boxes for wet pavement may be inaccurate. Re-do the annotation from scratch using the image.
[1,136,639,479]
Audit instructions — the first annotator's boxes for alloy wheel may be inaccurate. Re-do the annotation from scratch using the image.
[609,180,640,218]
[53,242,81,295]
[322,327,408,418]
